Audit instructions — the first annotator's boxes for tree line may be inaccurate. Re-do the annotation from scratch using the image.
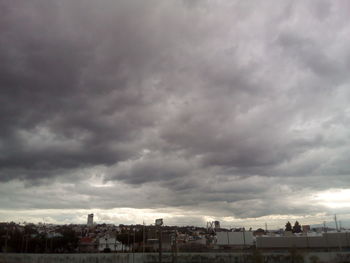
[285,221,302,233]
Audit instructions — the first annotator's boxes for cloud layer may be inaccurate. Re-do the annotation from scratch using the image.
[1,0,350,226]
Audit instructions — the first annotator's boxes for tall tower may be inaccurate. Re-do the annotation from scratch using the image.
[87,214,94,226]
[214,221,221,230]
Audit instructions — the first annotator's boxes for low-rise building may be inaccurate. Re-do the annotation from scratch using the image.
[98,237,123,252]
[78,237,97,253]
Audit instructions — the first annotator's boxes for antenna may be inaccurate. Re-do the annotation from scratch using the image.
[334,214,339,232]
[207,221,215,233]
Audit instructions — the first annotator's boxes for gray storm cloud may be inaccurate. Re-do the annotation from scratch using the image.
[1,0,350,223]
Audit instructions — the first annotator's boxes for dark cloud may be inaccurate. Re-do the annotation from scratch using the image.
[1,0,350,223]
[0,0,164,179]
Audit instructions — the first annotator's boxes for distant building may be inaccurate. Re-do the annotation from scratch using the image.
[302,225,311,233]
[145,239,160,252]
[145,232,173,252]
[78,237,97,253]
[179,236,208,252]
[98,237,123,252]
[87,214,94,227]
[253,228,266,237]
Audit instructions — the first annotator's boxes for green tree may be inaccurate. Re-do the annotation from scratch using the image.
[293,221,302,233]
[285,221,292,232]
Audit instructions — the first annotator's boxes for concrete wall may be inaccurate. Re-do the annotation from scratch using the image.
[2,252,350,263]
[256,232,350,249]
[216,232,254,246]
[324,232,350,248]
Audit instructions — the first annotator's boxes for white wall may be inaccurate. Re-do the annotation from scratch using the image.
[98,237,123,251]
[216,232,254,246]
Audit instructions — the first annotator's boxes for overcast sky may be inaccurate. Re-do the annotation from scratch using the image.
[1,0,350,228]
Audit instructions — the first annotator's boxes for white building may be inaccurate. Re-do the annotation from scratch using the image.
[87,214,94,226]
[98,237,123,252]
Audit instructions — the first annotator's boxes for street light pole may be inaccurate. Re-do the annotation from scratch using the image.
[143,222,145,254]
[155,219,163,263]
[5,225,8,253]
[159,226,162,263]
[127,229,130,252]
[133,228,135,263]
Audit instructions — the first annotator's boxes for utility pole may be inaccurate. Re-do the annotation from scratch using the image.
[132,227,135,263]
[174,231,178,263]
[334,214,339,232]
[242,228,247,263]
[324,221,330,253]
[171,231,178,263]
[50,238,53,253]
[127,228,130,252]
[25,235,29,253]
[5,224,8,253]
[21,234,25,253]
[243,227,246,247]
[334,215,342,251]
[45,225,48,253]
[114,231,117,253]
[155,219,163,263]
[159,227,162,263]
[142,222,145,254]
